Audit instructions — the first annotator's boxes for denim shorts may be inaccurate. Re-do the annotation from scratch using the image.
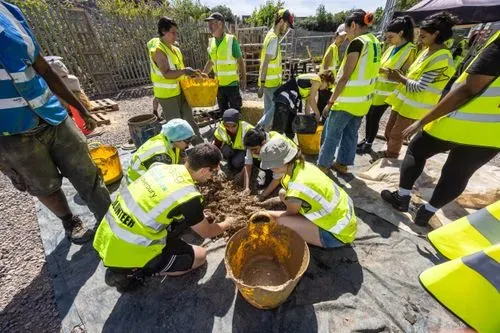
[319,229,347,248]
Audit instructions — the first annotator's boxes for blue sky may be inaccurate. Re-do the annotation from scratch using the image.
[200,0,387,16]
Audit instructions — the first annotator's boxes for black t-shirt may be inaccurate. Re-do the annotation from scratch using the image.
[466,36,500,77]
[347,39,364,54]
[166,197,204,238]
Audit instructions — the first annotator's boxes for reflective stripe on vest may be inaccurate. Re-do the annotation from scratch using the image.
[148,38,183,98]
[0,87,52,110]
[424,31,500,148]
[105,211,166,247]
[332,33,381,116]
[419,244,500,333]
[208,34,239,86]
[259,30,282,88]
[0,66,36,83]
[428,201,500,260]
[214,121,253,150]
[288,181,341,222]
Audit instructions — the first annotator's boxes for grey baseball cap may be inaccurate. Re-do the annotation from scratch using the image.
[260,137,298,170]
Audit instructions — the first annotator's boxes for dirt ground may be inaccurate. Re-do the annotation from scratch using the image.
[1,87,499,332]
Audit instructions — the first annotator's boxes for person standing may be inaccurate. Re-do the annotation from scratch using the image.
[381,31,500,226]
[0,1,111,243]
[257,8,294,130]
[203,12,246,112]
[317,24,347,112]
[379,12,457,159]
[317,10,381,174]
[147,16,202,141]
[357,16,416,154]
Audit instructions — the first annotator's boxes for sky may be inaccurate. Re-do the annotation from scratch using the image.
[200,0,388,17]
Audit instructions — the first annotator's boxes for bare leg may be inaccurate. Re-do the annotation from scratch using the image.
[37,189,72,219]
[276,214,323,247]
[167,245,206,276]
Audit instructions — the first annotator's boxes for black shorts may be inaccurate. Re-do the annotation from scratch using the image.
[142,238,195,275]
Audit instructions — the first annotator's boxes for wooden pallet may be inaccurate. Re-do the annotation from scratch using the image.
[93,112,111,126]
[90,99,119,112]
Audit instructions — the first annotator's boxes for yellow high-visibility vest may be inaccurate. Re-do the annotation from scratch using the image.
[320,43,340,77]
[208,34,239,86]
[148,38,185,99]
[428,201,500,260]
[214,120,254,150]
[297,73,321,100]
[424,31,500,148]
[419,244,500,333]
[127,133,181,183]
[332,33,382,117]
[372,42,416,106]
[387,48,455,120]
[93,164,202,268]
[259,29,282,88]
[281,161,357,244]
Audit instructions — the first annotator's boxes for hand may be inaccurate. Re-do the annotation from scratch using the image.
[183,67,197,76]
[257,192,268,202]
[200,72,209,78]
[278,188,286,203]
[242,188,251,196]
[402,121,422,139]
[240,80,247,91]
[322,103,331,118]
[387,69,403,83]
[82,113,97,132]
[257,86,264,98]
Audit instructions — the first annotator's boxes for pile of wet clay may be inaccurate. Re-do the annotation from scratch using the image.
[199,178,285,238]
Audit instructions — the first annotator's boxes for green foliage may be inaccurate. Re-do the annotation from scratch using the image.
[170,0,210,22]
[96,0,170,17]
[374,7,384,25]
[247,0,284,27]
[210,5,236,24]
[296,6,355,32]
[9,0,50,11]
[395,0,421,11]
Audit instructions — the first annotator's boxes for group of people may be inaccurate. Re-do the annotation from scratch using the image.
[1,0,499,299]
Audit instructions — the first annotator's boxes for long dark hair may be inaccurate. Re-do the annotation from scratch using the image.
[345,9,374,28]
[387,16,415,42]
[419,11,458,44]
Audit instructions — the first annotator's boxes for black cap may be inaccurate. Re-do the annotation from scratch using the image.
[205,12,224,22]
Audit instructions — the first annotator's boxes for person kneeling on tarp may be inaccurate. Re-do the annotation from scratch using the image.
[93,143,237,292]
[127,118,194,183]
[260,137,357,248]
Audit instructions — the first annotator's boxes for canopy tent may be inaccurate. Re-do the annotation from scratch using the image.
[394,0,500,24]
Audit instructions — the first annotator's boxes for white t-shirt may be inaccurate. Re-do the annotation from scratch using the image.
[266,36,278,58]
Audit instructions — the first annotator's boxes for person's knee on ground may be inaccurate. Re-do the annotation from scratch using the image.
[230,150,246,170]
[167,245,206,276]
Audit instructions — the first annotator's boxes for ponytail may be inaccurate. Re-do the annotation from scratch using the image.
[346,9,374,28]
[386,15,415,42]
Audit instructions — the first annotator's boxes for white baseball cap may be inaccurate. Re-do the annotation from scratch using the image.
[336,23,347,36]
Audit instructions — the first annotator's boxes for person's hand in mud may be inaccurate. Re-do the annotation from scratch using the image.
[203,209,216,224]
[242,188,251,196]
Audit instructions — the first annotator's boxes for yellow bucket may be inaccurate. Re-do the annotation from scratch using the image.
[180,77,218,107]
[224,212,310,309]
[89,144,123,185]
[297,125,323,155]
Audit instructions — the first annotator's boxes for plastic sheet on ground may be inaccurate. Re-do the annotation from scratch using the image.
[31,149,465,332]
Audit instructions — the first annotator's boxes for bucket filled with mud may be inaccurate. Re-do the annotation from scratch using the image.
[224,212,310,309]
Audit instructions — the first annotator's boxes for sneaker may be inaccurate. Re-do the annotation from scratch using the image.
[105,269,143,292]
[357,139,367,148]
[332,162,348,174]
[411,204,435,227]
[356,143,372,155]
[62,216,93,244]
[380,190,410,212]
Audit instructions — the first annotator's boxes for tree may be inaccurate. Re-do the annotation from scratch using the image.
[395,0,420,11]
[170,0,210,21]
[373,6,384,25]
[247,0,284,27]
[210,5,236,24]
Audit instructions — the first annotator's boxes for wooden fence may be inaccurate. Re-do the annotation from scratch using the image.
[19,2,210,97]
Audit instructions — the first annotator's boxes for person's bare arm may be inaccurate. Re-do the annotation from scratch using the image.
[153,49,189,79]
[243,164,252,192]
[203,60,214,75]
[323,52,359,115]
[259,179,280,201]
[322,48,333,72]
[33,54,96,131]
[402,73,496,138]
[237,56,247,90]
[283,200,301,215]
[191,217,234,238]
[308,81,321,119]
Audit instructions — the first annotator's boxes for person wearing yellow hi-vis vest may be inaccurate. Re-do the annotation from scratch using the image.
[93,143,237,292]
[147,17,202,142]
[213,109,254,171]
[381,30,500,227]
[357,16,416,154]
[126,119,194,183]
[428,201,500,260]
[317,24,348,112]
[419,243,500,333]
[202,12,246,112]
[256,8,294,131]
[261,137,357,247]
[317,10,381,175]
[242,127,298,201]
[452,38,468,69]
[379,12,457,159]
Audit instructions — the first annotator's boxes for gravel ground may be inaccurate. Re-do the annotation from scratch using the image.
[1,88,498,332]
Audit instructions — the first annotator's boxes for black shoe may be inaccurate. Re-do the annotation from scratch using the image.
[357,139,367,148]
[62,216,93,244]
[411,204,435,227]
[356,143,372,155]
[105,269,143,292]
[380,190,410,212]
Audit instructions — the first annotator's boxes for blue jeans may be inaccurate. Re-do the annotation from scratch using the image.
[257,87,278,130]
[317,110,362,167]
[319,228,347,248]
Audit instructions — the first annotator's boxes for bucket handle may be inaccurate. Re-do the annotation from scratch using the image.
[248,211,275,225]
[88,141,102,150]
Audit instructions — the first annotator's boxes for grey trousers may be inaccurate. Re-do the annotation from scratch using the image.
[221,145,246,170]
[158,93,201,141]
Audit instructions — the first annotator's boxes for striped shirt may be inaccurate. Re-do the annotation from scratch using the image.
[405,70,441,93]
